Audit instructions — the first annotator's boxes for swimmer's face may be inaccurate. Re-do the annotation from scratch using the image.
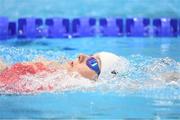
[66,54,101,80]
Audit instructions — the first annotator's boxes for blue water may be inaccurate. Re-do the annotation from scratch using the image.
[0,0,180,119]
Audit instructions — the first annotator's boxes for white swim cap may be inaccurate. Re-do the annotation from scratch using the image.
[94,52,129,78]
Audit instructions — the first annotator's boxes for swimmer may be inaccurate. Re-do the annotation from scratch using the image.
[1,52,179,93]
[0,52,129,92]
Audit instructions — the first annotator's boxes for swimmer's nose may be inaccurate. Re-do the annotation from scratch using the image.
[78,54,87,63]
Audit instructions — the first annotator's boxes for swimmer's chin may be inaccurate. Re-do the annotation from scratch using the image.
[63,62,73,72]
[62,62,95,80]
[61,62,82,78]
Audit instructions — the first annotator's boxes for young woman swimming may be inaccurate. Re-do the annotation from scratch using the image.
[0,52,129,92]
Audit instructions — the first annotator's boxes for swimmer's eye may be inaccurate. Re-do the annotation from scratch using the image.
[111,70,118,75]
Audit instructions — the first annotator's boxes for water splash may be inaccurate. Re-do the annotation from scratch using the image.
[0,46,179,99]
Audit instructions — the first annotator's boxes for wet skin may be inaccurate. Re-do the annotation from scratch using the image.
[65,54,101,80]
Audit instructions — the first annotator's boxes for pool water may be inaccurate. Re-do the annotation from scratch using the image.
[0,0,180,119]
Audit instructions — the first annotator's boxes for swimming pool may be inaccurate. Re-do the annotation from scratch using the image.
[0,0,180,119]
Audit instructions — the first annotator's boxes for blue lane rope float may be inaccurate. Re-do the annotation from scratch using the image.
[72,18,96,37]
[126,18,150,37]
[18,18,43,38]
[99,18,123,37]
[0,17,16,39]
[45,18,70,38]
[0,17,179,40]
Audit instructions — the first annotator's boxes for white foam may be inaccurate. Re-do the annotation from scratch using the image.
[0,46,180,98]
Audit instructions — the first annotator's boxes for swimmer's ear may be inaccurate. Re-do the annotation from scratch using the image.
[111,70,118,75]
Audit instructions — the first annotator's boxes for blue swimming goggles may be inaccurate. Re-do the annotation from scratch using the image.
[86,57,101,75]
